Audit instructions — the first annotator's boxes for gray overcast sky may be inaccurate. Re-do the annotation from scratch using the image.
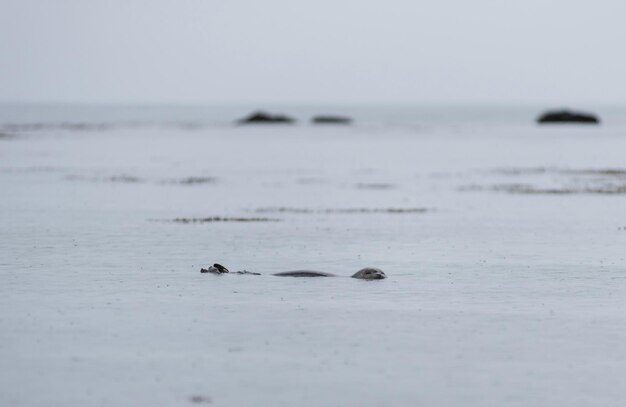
[1,0,625,104]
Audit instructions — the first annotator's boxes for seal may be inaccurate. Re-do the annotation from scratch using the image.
[201,264,386,280]
[273,268,386,280]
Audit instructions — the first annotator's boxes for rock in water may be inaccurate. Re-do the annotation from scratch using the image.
[200,263,229,274]
[236,111,295,124]
[537,110,600,124]
[311,115,352,125]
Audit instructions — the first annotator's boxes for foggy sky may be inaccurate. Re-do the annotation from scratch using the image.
[1,0,625,104]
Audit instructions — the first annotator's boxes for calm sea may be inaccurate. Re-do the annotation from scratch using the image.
[2,103,626,407]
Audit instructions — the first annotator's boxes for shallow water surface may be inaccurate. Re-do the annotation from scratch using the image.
[1,105,626,407]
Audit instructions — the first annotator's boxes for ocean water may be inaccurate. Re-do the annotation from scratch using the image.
[1,104,626,406]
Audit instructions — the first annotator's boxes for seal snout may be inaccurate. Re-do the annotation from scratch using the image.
[351,267,386,280]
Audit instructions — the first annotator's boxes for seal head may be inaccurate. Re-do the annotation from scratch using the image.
[351,267,386,280]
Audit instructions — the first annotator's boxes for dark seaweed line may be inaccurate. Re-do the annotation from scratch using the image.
[488,167,626,177]
[501,188,626,195]
[65,175,217,185]
[164,217,281,223]
[253,207,430,214]
[355,183,396,190]
[461,184,626,195]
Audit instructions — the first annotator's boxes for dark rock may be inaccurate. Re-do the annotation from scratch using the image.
[236,111,295,124]
[537,110,600,124]
[200,263,230,274]
[200,264,261,275]
[311,115,352,125]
